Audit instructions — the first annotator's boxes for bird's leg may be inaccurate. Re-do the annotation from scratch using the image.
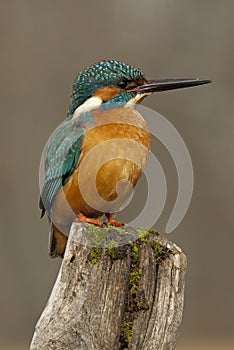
[105,213,124,227]
[74,213,104,227]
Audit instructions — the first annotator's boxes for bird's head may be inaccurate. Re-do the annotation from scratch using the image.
[67,60,210,119]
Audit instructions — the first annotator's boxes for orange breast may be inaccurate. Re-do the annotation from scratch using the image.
[51,107,150,232]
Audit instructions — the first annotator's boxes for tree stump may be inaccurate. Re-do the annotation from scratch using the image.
[30,222,187,350]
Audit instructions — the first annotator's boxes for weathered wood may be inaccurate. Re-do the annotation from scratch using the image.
[30,223,187,350]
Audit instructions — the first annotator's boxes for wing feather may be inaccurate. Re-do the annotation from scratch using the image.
[39,119,85,216]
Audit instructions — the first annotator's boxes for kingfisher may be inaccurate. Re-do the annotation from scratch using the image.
[39,60,210,258]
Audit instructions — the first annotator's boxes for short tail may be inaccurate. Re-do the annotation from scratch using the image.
[49,223,68,258]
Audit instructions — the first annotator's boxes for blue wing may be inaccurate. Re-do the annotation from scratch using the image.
[39,118,85,216]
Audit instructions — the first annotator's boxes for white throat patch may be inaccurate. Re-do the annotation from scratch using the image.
[71,96,102,120]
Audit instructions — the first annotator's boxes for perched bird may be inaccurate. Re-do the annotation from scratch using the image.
[39,60,210,258]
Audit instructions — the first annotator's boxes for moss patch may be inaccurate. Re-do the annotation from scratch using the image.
[137,227,159,242]
[127,242,151,313]
[86,248,101,264]
[83,225,171,348]
[84,223,136,249]
[137,228,170,264]
[120,320,133,347]
[129,269,142,297]
[132,244,139,266]
[119,227,171,347]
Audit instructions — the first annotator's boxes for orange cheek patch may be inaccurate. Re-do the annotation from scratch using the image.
[92,86,123,101]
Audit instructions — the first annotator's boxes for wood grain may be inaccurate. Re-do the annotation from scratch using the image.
[30,223,186,350]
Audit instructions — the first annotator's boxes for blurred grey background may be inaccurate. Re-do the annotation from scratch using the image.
[0,1,233,349]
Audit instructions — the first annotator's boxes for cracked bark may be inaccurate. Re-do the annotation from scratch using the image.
[30,222,187,350]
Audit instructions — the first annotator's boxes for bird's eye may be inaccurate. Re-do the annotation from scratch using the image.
[116,78,128,89]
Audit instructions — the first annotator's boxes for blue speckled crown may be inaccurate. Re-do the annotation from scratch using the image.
[67,60,145,118]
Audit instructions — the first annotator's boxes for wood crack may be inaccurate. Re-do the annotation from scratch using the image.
[30,223,186,350]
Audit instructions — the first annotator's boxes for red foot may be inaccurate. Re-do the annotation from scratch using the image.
[74,213,104,227]
[105,213,124,227]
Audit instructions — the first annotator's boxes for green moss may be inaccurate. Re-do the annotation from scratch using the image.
[136,300,151,310]
[136,228,169,265]
[85,224,110,247]
[137,227,159,244]
[128,241,142,308]
[130,283,138,297]
[119,228,169,347]
[120,321,133,344]
[129,269,141,285]
[105,243,117,258]
[147,228,159,235]
[132,245,139,266]
[152,241,170,264]
[152,241,163,263]
[84,223,133,249]
[136,228,149,240]
[129,270,141,297]
[126,228,170,316]
[86,248,101,264]
[105,246,114,257]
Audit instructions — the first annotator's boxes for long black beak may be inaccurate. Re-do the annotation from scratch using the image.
[135,78,211,93]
